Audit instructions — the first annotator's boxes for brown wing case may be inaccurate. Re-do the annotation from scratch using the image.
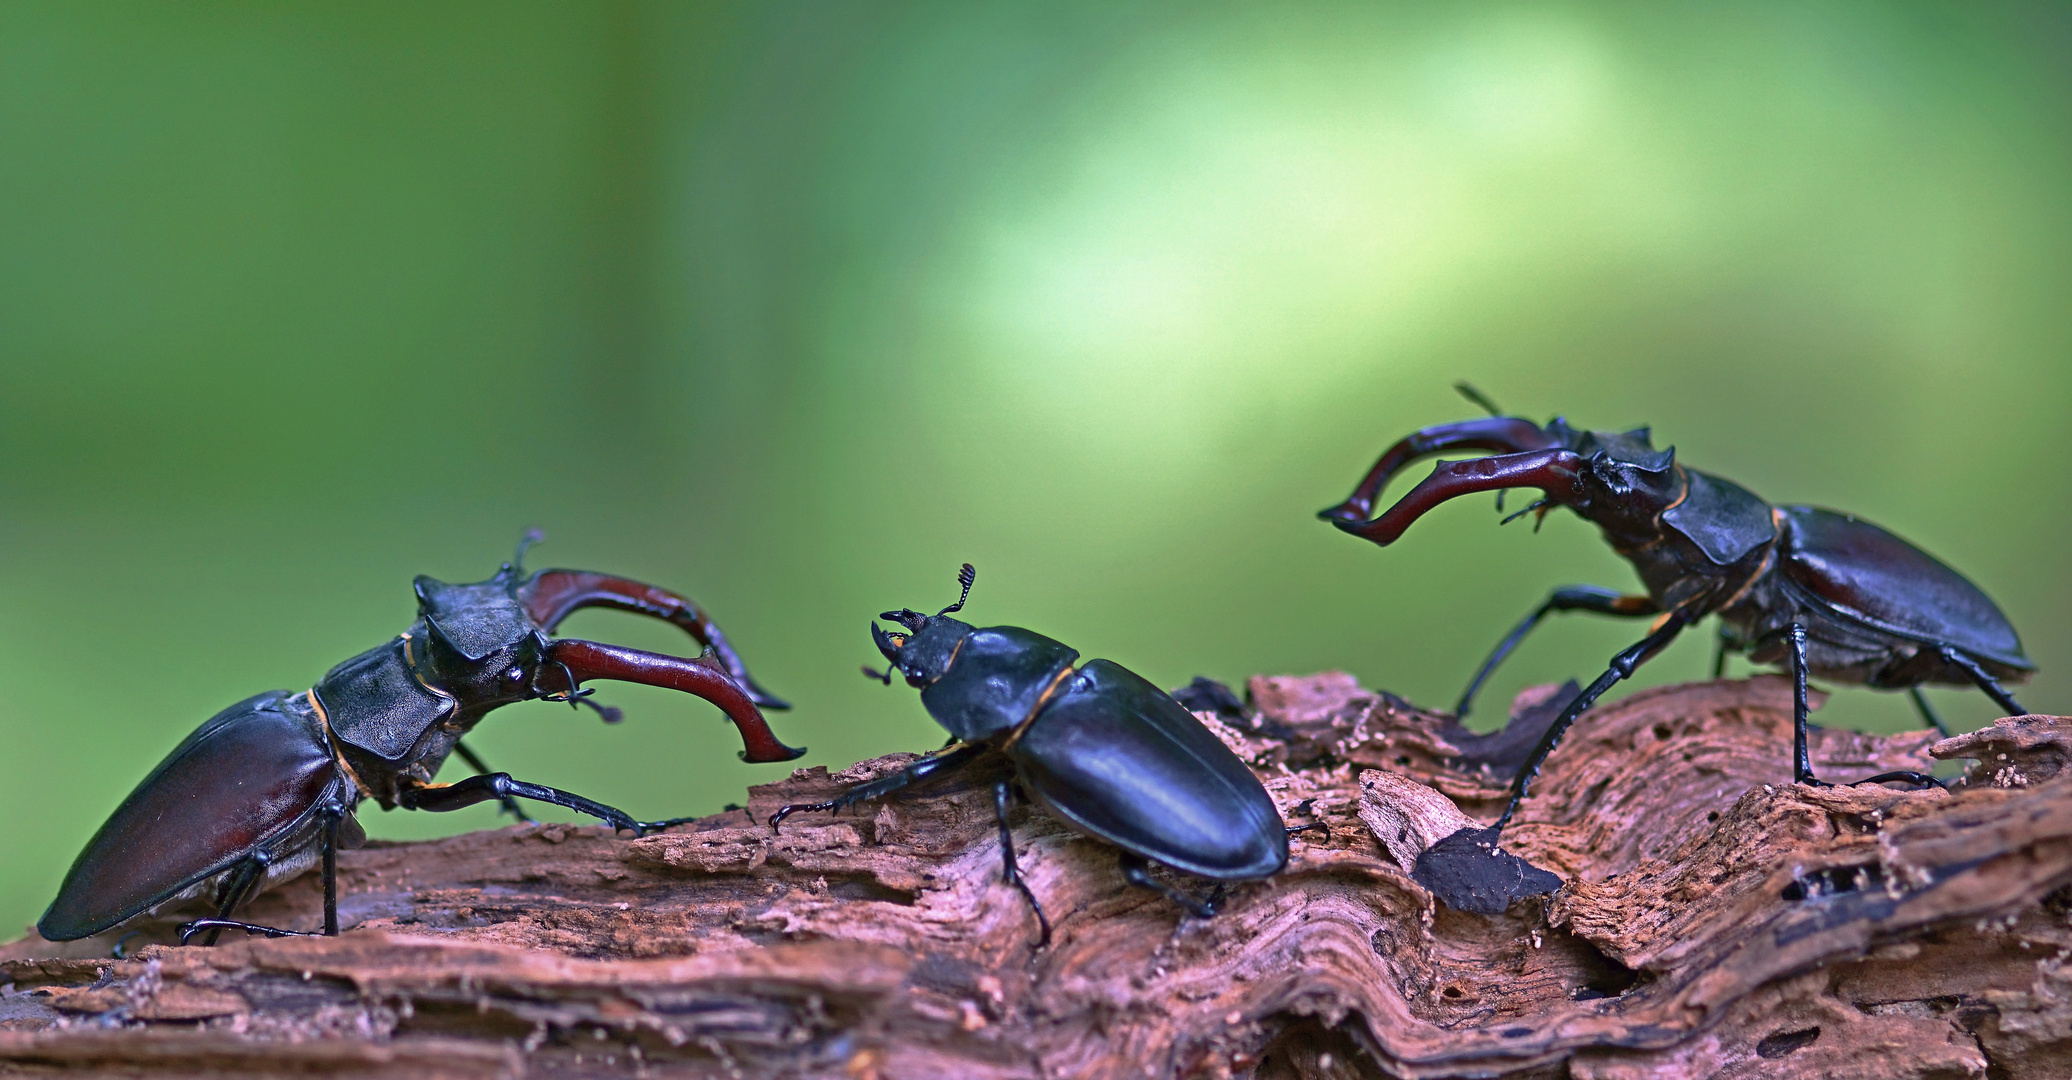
[38,692,342,941]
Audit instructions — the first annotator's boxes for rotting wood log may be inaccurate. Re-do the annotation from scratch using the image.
[3,675,2068,1079]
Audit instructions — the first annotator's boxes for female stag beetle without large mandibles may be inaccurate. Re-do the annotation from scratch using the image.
[39,534,803,948]
[771,566,1313,946]
[1318,388,2033,880]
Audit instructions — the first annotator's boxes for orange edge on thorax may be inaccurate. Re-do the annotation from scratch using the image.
[1000,662,1079,751]
[304,687,374,801]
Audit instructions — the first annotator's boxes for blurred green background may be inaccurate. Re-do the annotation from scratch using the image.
[3,2,2067,936]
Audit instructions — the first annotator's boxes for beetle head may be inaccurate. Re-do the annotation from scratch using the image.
[414,573,551,707]
[865,563,979,689]
[1567,428,1681,540]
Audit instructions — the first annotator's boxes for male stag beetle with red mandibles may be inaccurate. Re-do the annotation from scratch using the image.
[39,533,804,949]
[1319,386,2033,911]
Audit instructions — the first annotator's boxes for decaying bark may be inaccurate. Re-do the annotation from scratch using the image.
[3,675,2069,1078]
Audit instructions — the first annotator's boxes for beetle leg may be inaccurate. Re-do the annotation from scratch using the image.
[1454,587,1657,721]
[321,804,341,936]
[1787,623,1826,787]
[1116,854,1220,918]
[769,743,990,831]
[1490,611,1692,834]
[1935,645,2028,717]
[1318,417,1561,523]
[401,774,732,836]
[184,856,267,946]
[519,571,789,710]
[1323,449,1587,547]
[400,773,664,834]
[1908,687,1953,739]
[1712,627,1734,680]
[178,918,315,946]
[1849,770,1944,788]
[450,741,533,823]
[994,781,1051,949]
[1789,625,1941,790]
[178,805,349,947]
[547,639,805,763]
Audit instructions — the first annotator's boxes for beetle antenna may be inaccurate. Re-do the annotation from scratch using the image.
[1453,381,1504,416]
[938,563,977,616]
[861,664,895,685]
[513,528,545,572]
[573,695,624,723]
[1500,499,1549,527]
[537,658,624,722]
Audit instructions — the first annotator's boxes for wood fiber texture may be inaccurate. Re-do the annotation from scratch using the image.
[3,675,2069,1079]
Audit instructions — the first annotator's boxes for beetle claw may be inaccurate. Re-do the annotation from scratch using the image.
[768,801,836,833]
[1285,821,1330,842]
[176,918,317,946]
[631,815,698,837]
[1848,770,1945,790]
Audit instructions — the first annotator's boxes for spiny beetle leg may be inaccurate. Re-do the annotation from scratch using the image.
[450,741,532,823]
[770,742,989,833]
[633,814,706,833]
[197,855,267,947]
[321,807,341,935]
[1909,687,1952,739]
[398,773,685,835]
[1455,585,1656,722]
[178,919,318,946]
[1791,626,1946,790]
[181,808,346,947]
[1790,623,1818,785]
[1492,612,1691,834]
[1936,645,2027,717]
[766,800,835,832]
[995,781,1051,949]
[1851,771,1944,790]
[1117,853,1220,919]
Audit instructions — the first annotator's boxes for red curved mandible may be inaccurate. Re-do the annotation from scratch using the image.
[520,570,789,710]
[1319,417,1560,523]
[1325,449,1585,547]
[547,639,806,763]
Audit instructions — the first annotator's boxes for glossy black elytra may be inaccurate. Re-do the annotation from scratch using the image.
[1319,387,2032,887]
[771,565,1312,945]
[39,534,803,948]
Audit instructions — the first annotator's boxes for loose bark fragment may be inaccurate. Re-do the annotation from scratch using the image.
[2,676,2067,1079]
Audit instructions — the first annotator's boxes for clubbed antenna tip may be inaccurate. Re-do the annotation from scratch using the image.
[938,563,976,616]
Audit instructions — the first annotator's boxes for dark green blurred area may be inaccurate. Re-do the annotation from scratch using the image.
[3,3,2067,935]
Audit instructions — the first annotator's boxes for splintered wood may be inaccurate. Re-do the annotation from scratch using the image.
[4,676,2069,1079]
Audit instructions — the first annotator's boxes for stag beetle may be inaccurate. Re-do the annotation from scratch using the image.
[1318,387,2032,862]
[39,534,803,947]
[771,566,1312,945]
